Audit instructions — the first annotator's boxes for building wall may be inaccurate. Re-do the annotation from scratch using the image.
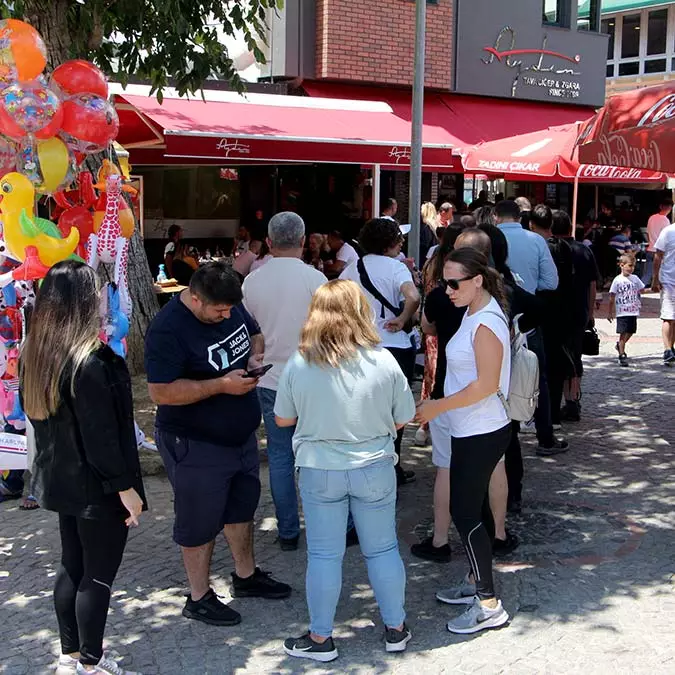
[315,0,454,89]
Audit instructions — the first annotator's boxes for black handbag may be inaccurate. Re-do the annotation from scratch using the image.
[582,325,600,356]
[357,258,416,333]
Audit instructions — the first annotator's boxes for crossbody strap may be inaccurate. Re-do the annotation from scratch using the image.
[357,258,401,318]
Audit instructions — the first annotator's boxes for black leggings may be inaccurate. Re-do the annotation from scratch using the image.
[54,514,129,665]
[450,424,511,600]
[385,345,416,478]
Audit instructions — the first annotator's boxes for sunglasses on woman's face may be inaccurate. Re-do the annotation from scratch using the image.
[442,275,475,291]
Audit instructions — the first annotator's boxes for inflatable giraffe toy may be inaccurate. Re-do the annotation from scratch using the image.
[86,171,132,316]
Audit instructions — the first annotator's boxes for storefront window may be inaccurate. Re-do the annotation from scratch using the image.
[601,18,615,60]
[577,0,599,32]
[621,14,641,59]
[647,9,667,56]
[543,0,561,25]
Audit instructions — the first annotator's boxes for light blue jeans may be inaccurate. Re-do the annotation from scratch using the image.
[258,387,300,540]
[299,459,406,638]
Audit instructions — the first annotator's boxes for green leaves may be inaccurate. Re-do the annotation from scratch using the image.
[0,0,284,100]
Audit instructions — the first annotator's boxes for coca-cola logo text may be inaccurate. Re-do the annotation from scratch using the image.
[637,94,675,127]
[596,134,662,171]
[580,165,649,180]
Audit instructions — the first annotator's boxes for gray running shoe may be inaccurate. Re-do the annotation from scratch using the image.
[446,597,509,634]
[435,572,476,605]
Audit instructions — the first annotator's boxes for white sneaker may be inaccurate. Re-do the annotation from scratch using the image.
[414,426,429,445]
[76,657,140,675]
[56,654,79,674]
[520,419,536,435]
[446,597,509,634]
[435,572,477,605]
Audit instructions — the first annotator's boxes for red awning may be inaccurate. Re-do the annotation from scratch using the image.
[303,82,596,149]
[114,88,460,169]
[577,82,675,173]
[463,123,667,183]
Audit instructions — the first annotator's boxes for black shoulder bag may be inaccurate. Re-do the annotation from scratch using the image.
[357,258,415,333]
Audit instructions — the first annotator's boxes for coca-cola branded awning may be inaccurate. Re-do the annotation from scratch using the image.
[464,123,667,183]
[577,82,675,173]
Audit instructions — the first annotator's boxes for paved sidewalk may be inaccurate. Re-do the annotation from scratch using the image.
[2,309,675,674]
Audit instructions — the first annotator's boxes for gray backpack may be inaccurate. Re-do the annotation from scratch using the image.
[487,312,540,422]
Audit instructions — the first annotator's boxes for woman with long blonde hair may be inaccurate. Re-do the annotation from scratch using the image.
[21,260,145,675]
[274,280,415,662]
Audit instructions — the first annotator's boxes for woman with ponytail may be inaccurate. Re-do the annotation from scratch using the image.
[415,247,512,635]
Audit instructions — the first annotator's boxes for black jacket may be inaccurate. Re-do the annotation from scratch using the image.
[27,344,146,519]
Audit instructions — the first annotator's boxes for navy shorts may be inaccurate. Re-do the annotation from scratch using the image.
[156,431,261,547]
[616,316,638,335]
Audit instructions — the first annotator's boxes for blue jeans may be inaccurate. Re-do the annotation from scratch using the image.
[299,459,406,637]
[258,387,300,539]
[641,251,654,286]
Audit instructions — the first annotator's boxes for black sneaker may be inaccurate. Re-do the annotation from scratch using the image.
[397,469,416,487]
[385,624,412,653]
[619,354,629,367]
[664,349,675,366]
[346,527,359,548]
[493,531,519,557]
[231,568,291,599]
[182,589,241,626]
[560,403,580,422]
[410,537,452,563]
[283,633,338,662]
[536,439,570,456]
[279,535,299,551]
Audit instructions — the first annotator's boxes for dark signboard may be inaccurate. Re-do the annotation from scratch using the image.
[454,0,608,107]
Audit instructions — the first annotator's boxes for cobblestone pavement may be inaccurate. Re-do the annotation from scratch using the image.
[2,300,675,674]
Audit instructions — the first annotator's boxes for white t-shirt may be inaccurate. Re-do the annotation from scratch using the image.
[426,244,439,260]
[655,224,675,288]
[337,242,359,267]
[243,257,327,390]
[250,254,273,273]
[164,241,176,256]
[647,214,670,252]
[340,254,414,349]
[609,274,645,316]
[443,297,511,438]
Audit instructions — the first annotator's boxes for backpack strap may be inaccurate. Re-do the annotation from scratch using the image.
[357,258,401,319]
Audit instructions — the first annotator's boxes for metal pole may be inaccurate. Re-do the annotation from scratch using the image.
[572,167,581,237]
[372,164,381,220]
[407,0,426,267]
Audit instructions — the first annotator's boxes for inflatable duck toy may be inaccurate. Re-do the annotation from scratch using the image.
[0,172,80,267]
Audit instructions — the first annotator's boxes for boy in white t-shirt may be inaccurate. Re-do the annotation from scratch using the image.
[608,254,645,367]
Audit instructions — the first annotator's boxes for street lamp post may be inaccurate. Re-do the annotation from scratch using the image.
[408,0,426,267]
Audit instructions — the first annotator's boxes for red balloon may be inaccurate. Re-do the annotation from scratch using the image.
[34,105,64,140]
[58,205,94,258]
[51,60,108,98]
[60,94,119,154]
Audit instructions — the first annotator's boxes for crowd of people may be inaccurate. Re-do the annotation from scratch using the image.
[15,189,675,673]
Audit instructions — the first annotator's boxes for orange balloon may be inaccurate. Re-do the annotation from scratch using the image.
[0,19,47,86]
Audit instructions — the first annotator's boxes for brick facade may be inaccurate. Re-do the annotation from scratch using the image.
[315,0,454,90]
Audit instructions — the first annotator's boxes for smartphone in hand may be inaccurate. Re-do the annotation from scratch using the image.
[244,363,273,378]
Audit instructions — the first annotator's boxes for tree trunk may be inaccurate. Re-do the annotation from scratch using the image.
[23,0,160,375]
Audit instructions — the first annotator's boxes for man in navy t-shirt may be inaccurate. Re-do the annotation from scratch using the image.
[145,262,291,627]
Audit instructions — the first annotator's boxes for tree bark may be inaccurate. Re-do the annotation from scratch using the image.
[23,0,160,375]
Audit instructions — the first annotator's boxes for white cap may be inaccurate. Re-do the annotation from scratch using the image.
[399,223,412,235]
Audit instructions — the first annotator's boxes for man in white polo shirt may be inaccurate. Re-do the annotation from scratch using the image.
[652,220,675,365]
[243,212,327,549]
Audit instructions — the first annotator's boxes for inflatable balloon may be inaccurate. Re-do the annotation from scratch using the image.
[0,81,62,140]
[0,172,79,266]
[0,19,47,87]
[60,94,119,154]
[58,206,94,258]
[93,161,136,239]
[0,136,16,176]
[51,60,108,98]
[18,137,74,194]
